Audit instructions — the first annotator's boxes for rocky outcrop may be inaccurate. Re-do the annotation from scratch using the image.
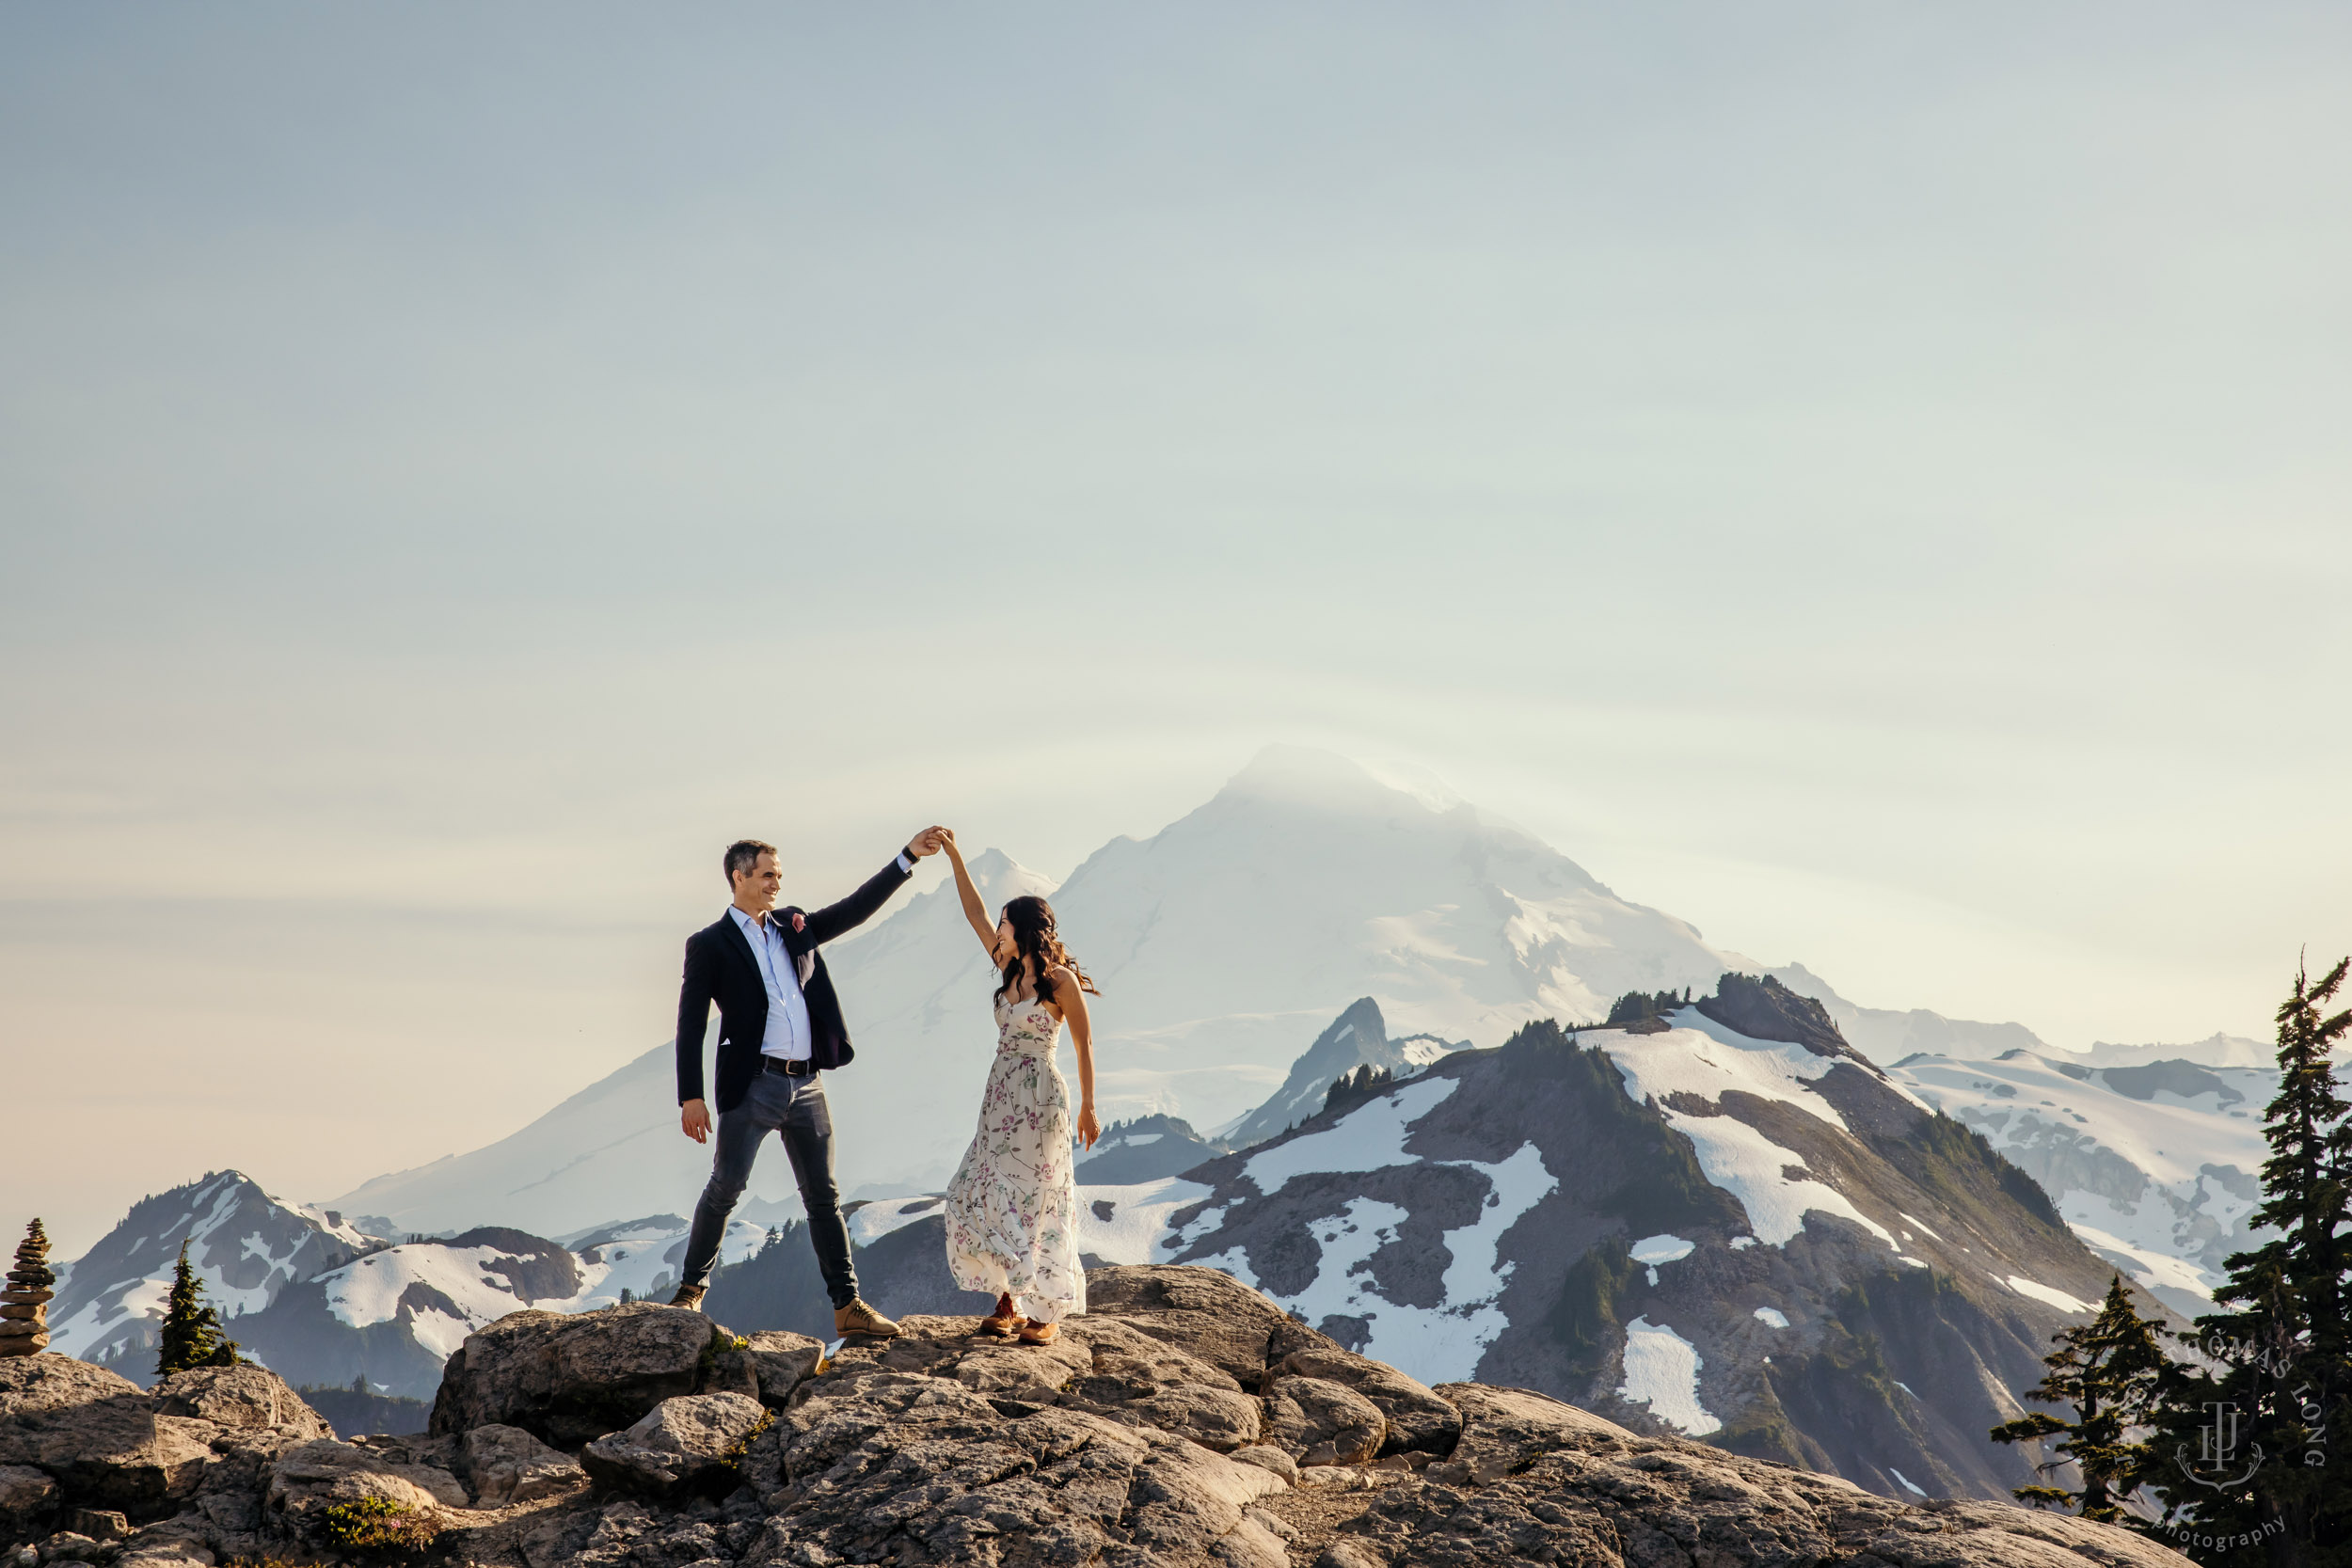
[267,1433,471,1546]
[0,1354,341,1551]
[581,1394,770,1499]
[459,1425,585,1509]
[1,1264,2185,1568]
[427,1301,717,1448]
[1313,1380,2185,1568]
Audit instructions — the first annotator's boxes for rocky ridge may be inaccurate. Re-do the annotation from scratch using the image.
[0,1263,2183,1568]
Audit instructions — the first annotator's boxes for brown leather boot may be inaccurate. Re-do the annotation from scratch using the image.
[976,1294,1018,1338]
[668,1284,707,1311]
[834,1298,902,1338]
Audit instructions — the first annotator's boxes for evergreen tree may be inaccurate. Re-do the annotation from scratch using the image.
[1990,1275,2167,1519]
[155,1240,240,1376]
[2147,956,2352,1567]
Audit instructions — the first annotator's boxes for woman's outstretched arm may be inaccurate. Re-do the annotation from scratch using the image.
[940,830,1008,962]
[1054,964,1100,1148]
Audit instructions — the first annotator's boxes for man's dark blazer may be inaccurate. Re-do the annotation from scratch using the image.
[675,855,913,1114]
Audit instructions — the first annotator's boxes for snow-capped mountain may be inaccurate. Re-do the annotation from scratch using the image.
[1071,1115,1232,1185]
[2071,1034,2279,1069]
[1889,1051,2273,1317]
[1221,995,1463,1148]
[799,744,1752,1196]
[47,1171,377,1376]
[1028,745,1745,1133]
[49,1171,767,1397]
[1122,974,2145,1501]
[335,752,1753,1227]
[327,748,2282,1254]
[1763,964,2052,1065]
[329,1035,810,1243]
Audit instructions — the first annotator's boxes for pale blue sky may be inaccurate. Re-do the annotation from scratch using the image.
[5,3,2348,1249]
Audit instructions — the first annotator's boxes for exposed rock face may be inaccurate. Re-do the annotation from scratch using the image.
[1314,1379,2185,1568]
[460,1424,585,1509]
[0,1354,336,1531]
[737,1331,823,1407]
[428,1301,716,1448]
[0,1462,57,1534]
[1263,1376,1385,1467]
[267,1434,470,1529]
[581,1393,770,1499]
[1,1265,2184,1568]
[151,1364,334,1440]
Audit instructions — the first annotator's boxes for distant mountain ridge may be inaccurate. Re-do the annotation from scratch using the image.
[1888,1049,2273,1317]
[1147,975,2147,1500]
[48,1172,769,1398]
[1221,997,1463,1148]
[1073,1115,1232,1185]
[47,1171,377,1375]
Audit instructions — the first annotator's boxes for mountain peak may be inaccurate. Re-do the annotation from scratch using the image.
[1219,745,1462,816]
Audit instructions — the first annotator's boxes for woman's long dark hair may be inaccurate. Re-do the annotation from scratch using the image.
[994,895,1100,1008]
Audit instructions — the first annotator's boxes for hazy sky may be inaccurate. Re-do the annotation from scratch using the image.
[6,3,2348,1252]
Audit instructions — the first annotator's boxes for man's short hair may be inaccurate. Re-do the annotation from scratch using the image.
[723,840,777,885]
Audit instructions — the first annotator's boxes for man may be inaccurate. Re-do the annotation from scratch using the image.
[670,829,944,1337]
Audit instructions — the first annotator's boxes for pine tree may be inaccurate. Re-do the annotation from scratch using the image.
[1990,1275,2168,1519]
[155,1240,240,1376]
[2146,956,2352,1567]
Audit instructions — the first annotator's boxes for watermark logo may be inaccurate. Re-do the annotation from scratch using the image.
[2166,1325,2328,1506]
[2176,1400,2263,1491]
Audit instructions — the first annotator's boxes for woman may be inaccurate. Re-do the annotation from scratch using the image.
[936,829,1100,1344]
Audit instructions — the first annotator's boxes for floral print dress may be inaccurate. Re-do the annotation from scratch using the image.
[942,990,1087,1322]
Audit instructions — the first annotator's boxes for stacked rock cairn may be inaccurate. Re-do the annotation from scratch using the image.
[1,1219,56,1356]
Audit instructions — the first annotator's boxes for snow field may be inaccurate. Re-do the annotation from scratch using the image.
[1077,1177,1216,1264]
[1599,1020,1899,1252]
[1236,1076,1461,1196]
[1894,1051,2273,1307]
[2003,1275,2094,1314]
[846,1198,946,1247]
[1187,1078,1556,1386]
[1631,1233,1693,1286]
[1616,1317,1721,1435]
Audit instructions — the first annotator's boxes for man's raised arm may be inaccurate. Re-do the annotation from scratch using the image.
[799,829,944,946]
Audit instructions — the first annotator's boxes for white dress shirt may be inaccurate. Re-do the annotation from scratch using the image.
[730,905,813,1061]
[730,851,914,1062]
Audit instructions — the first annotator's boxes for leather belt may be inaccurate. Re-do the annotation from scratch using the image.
[761,1055,816,1077]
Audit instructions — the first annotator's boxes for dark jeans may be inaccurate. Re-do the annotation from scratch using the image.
[679,1068,857,1308]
